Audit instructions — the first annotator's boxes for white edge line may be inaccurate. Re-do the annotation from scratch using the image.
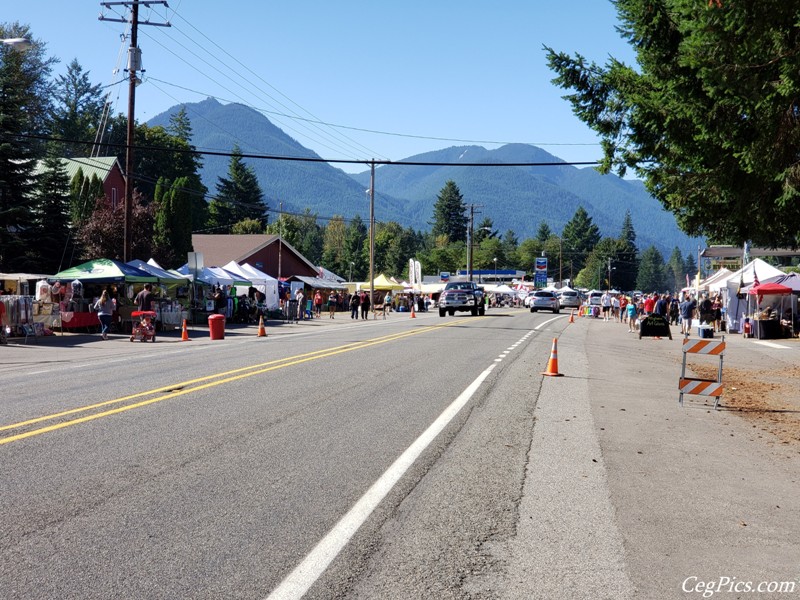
[535,315,565,330]
[265,361,499,600]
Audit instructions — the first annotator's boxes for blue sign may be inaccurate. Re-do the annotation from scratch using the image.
[440,271,450,281]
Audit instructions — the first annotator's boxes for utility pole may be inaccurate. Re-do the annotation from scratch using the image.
[369,161,375,317]
[100,2,169,261]
[467,205,475,281]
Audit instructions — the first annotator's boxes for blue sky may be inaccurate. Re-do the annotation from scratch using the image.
[10,1,636,174]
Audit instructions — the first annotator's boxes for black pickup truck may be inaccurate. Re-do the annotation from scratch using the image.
[438,281,486,317]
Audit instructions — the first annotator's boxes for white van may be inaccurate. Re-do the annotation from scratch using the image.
[588,290,603,306]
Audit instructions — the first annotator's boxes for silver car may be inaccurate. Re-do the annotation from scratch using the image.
[529,290,560,313]
[558,290,581,309]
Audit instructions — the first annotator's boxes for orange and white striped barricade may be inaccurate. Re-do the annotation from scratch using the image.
[679,334,725,409]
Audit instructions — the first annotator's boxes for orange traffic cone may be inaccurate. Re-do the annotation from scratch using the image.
[257,315,267,337]
[541,338,564,377]
[568,310,575,324]
[410,303,416,318]
[181,319,191,341]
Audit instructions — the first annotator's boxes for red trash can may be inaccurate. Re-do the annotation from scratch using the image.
[208,314,225,340]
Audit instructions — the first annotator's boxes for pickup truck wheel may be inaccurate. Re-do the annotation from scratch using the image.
[471,306,478,316]
[479,306,485,316]
[448,309,455,316]
[439,308,446,317]
[530,308,537,313]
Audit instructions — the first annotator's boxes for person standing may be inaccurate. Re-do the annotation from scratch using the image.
[94,289,115,340]
[295,288,305,320]
[135,283,154,312]
[313,290,323,318]
[0,291,7,344]
[349,291,360,319]
[655,293,669,319]
[679,293,696,335]
[600,291,612,321]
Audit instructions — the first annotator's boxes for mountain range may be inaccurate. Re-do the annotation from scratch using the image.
[148,98,701,258]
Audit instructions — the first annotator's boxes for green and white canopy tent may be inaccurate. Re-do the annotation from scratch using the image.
[50,259,157,284]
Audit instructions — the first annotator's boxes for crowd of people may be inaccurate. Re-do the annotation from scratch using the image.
[591,290,724,335]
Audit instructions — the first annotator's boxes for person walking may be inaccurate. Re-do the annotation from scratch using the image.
[94,289,115,340]
[328,291,338,319]
[135,283,154,312]
[679,293,696,335]
[349,291,360,319]
[626,297,638,332]
[360,290,371,320]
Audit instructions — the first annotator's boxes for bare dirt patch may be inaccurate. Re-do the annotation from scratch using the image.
[690,362,800,447]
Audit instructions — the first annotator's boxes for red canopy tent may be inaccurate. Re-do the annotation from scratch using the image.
[748,282,792,301]
[748,282,795,336]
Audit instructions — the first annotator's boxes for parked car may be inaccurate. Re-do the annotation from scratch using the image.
[588,291,603,306]
[529,290,560,313]
[557,290,581,309]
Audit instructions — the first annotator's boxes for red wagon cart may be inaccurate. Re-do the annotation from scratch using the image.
[130,310,157,342]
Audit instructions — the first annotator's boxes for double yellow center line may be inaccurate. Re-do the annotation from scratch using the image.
[1,321,462,446]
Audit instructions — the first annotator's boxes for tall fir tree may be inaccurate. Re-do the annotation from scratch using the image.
[27,155,72,272]
[429,180,468,243]
[615,210,639,292]
[49,59,106,158]
[636,246,668,293]
[209,146,266,232]
[561,206,601,277]
[0,24,54,270]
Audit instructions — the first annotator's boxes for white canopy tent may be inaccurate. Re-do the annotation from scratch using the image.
[222,261,279,310]
[721,259,786,332]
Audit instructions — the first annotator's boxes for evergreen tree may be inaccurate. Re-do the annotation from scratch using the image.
[546,2,800,246]
[27,155,72,272]
[615,210,639,292]
[209,146,266,232]
[0,24,54,270]
[636,246,667,293]
[474,216,496,244]
[429,180,468,243]
[50,59,106,158]
[152,176,193,267]
[667,247,686,292]
[535,221,552,243]
[685,253,698,284]
[501,229,519,267]
[343,215,368,280]
[167,107,208,232]
[561,206,601,276]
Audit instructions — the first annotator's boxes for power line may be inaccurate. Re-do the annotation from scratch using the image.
[9,132,600,169]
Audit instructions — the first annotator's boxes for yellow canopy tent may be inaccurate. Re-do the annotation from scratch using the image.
[360,273,405,291]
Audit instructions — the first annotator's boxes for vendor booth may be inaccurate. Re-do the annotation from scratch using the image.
[0,272,53,340]
[721,259,786,333]
[222,260,280,311]
[744,282,795,339]
[126,259,190,329]
[47,259,157,333]
[176,264,252,322]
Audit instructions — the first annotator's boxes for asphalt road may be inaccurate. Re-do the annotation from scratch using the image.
[1,309,563,598]
[1,309,798,599]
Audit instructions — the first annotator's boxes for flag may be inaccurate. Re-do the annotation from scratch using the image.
[753,266,759,287]
[685,273,690,288]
